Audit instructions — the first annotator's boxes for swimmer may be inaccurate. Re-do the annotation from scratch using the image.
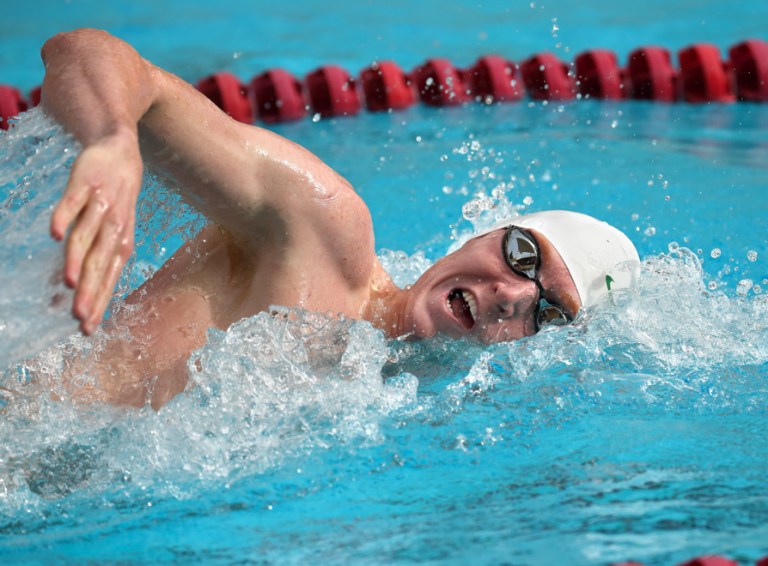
[39,29,639,408]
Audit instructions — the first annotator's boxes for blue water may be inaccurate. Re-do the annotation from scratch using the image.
[2,2,768,565]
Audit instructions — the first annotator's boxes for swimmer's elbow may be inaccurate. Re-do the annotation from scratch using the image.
[42,29,100,61]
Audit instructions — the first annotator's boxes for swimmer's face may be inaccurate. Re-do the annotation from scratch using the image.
[401,228,581,343]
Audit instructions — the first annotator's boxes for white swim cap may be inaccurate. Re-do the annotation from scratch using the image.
[477,210,640,309]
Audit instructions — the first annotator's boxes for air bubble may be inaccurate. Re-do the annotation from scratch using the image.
[710,248,721,259]
[708,281,718,290]
[747,250,758,262]
[644,226,656,237]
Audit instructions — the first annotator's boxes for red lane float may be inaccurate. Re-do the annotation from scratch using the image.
[360,61,415,111]
[305,65,360,117]
[626,46,678,101]
[678,556,739,566]
[249,68,306,123]
[575,49,624,99]
[462,55,524,102]
[520,53,574,101]
[613,556,768,566]
[729,39,768,101]
[0,85,28,130]
[29,85,42,107]
[679,43,735,103]
[196,72,253,123]
[5,38,768,129]
[410,58,470,106]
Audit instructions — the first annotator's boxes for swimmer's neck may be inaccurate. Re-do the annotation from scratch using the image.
[363,262,411,339]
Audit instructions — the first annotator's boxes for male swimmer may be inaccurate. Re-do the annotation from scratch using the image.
[39,29,639,409]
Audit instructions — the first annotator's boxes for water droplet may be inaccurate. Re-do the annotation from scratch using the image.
[710,248,721,259]
[747,250,758,262]
[462,200,482,219]
[523,196,534,206]
[631,213,640,221]
[736,279,753,296]
[312,113,321,123]
[644,226,656,237]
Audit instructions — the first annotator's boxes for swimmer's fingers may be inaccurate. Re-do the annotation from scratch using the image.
[50,154,94,244]
[62,191,111,288]
[52,143,138,288]
[74,214,135,335]
[53,132,143,334]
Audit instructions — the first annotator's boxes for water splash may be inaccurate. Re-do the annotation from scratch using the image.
[2,110,767,564]
[0,308,418,517]
[0,110,79,365]
[0,110,205,368]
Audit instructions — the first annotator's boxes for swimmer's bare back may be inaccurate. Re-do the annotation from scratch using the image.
[42,29,396,408]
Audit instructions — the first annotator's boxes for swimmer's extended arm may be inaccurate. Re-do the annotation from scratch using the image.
[41,29,371,335]
[42,30,149,335]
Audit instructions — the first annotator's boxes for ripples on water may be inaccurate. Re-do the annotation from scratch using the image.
[1,109,767,564]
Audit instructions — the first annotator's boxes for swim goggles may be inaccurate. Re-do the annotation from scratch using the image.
[501,226,573,331]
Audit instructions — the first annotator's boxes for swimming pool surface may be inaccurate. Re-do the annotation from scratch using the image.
[2,1,768,565]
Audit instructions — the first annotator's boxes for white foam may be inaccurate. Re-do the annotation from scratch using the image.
[0,110,80,366]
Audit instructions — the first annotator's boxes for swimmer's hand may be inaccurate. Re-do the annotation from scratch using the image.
[50,128,142,335]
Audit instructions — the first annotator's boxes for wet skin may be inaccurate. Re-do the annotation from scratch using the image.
[396,228,581,344]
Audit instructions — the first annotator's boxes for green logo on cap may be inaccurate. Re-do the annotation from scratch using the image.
[605,275,614,290]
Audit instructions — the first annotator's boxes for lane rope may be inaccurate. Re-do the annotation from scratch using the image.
[1,39,766,129]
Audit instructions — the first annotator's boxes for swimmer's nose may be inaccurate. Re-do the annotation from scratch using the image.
[492,280,538,320]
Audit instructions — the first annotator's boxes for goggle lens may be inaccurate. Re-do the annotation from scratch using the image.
[502,226,573,331]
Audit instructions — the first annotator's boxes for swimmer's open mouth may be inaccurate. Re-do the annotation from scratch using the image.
[448,288,477,330]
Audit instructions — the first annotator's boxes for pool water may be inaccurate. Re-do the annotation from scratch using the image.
[2,1,768,565]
